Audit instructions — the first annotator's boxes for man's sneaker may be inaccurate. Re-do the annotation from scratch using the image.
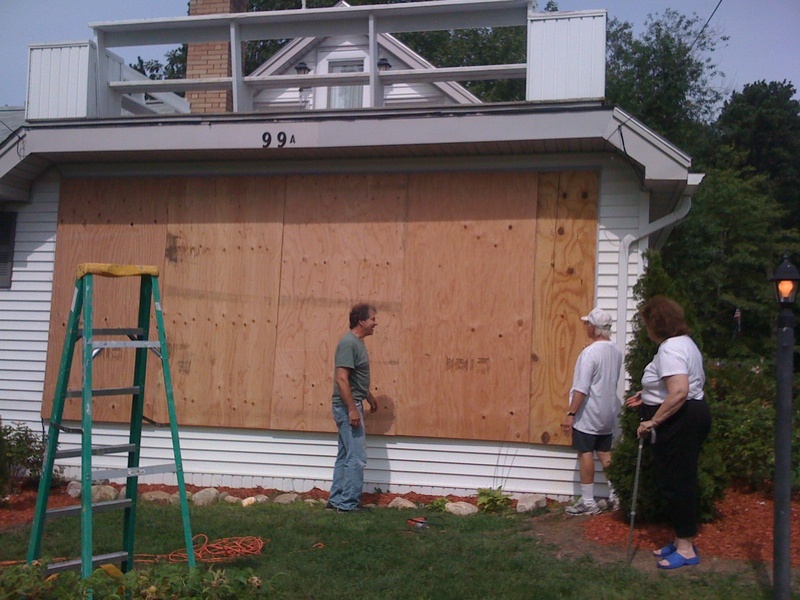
[565,498,601,516]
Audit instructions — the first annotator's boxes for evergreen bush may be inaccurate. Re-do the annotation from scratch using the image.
[607,250,728,523]
[705,359,800,490]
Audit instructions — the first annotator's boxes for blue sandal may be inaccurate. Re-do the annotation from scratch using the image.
[653,543,698,558]
[652,543,676,557]
[657,551,700,570]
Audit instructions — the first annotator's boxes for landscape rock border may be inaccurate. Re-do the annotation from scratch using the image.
[65,482,550,515]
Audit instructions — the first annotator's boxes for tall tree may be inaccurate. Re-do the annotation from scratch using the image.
[661,165,799,359]
[714,81,800,230]
[605,9,725,155]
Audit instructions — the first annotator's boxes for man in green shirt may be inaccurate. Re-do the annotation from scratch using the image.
[327,303,378,512]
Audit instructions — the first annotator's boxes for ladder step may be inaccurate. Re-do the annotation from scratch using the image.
[55,443,136,460]
[92,463,176,481]
[79,327,144,337]
[66,386,141,398]
[90,340,160,349]
[46,498,132,520]
[45,551,130,575]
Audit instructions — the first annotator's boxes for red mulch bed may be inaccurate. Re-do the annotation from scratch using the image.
[583,484,800,567]
[3,480,796,567]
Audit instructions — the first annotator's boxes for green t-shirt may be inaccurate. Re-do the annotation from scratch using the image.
[332,331,370,404]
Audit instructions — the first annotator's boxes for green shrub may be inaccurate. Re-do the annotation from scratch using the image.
[607,402,728,524]
[705,358,800,490]
[607,250,727,524]
[0,421,61,495]
[427,496,449,512]
[476,487,512,513]
[0,561,269,600]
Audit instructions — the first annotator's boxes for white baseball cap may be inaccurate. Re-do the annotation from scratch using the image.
[581,307,612,329]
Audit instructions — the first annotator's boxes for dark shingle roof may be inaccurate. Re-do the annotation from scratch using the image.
[0,107,26,146]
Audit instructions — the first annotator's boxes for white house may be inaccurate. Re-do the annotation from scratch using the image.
[0,0,702,500]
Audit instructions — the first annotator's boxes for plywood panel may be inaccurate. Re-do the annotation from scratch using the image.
[159,177,286,428]
[271,174,407,434]
[529,171,599,445]
[399,172,538,442]
[43,178,172,423]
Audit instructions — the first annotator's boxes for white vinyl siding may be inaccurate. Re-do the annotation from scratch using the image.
[0,173,58,428]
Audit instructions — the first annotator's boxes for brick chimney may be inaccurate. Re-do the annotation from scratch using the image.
[186,0,248,113]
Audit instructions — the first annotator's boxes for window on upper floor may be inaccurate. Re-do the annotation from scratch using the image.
[328,60,364,109]
[0,212,17,289]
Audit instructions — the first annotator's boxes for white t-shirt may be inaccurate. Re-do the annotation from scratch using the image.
[569,340,623,435]
[640,335,705,406]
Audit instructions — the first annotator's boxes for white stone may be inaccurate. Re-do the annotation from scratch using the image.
[141,491,172,505]
[445,501,479,516]
[255,495,270,503]
[516,493,548,513]
[388,497,417,509]
[224,495,242,504]
[192,487,220,506]
[91,484,118,503]
[273,492,299,505]
[66,480,82,498]
[242,497,256,507]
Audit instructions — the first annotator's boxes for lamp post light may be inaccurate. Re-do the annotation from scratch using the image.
[769,253,799,600]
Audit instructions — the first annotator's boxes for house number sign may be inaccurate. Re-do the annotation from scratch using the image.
[262,131,296,148]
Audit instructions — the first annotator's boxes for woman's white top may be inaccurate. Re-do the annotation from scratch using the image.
[640,335,705,406]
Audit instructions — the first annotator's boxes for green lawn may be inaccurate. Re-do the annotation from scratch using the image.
[0,502,776,599]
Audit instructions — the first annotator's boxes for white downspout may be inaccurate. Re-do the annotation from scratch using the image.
[615,195,692,395]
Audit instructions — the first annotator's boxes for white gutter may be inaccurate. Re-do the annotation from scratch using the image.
[615,191,694,397]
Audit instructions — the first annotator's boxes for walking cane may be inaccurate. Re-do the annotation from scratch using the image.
[626,428,654,565]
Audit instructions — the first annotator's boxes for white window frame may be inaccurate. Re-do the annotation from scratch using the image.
[314,45,370,109]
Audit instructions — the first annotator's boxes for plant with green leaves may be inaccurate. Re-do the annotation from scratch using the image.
[427,496,449,512]
[0,422,61,494]
[476,487,512,513]
[0,561,269,600]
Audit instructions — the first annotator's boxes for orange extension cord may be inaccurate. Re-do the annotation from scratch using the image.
[0,534,268,568]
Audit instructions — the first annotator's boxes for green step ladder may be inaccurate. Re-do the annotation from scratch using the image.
[28,263,195,578]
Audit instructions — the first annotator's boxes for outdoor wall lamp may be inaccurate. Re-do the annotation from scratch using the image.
[772,254,800,306]
[769,253,798,600]
[377,58,392,71]
[294,62,310,75]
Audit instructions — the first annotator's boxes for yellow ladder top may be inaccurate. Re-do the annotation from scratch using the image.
[76,263,159,279]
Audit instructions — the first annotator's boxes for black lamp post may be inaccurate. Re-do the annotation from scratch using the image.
[770,253,799,600]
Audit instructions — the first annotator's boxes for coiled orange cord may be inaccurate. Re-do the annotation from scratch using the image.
[1,534,268,568]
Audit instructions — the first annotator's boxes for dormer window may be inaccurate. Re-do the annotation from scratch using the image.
[328,60,364,109]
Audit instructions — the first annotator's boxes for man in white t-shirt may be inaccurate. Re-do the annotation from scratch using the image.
[561,307,623,515]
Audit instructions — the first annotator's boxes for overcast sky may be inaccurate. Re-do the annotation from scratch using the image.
[1,0,798,107]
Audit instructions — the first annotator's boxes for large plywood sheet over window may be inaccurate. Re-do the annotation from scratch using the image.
[43,170,598,446]
[159,177,285,428]
[270,174,406,435]
[43,178,172,422]
[399,172,538,442]
[529,171,600,445]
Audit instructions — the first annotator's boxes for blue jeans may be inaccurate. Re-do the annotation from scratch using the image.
[328,402,366,511]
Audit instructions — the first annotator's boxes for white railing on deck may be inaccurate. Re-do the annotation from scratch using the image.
[26,0,605,120]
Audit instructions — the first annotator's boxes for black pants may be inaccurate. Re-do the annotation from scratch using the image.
[641,400,711,538]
